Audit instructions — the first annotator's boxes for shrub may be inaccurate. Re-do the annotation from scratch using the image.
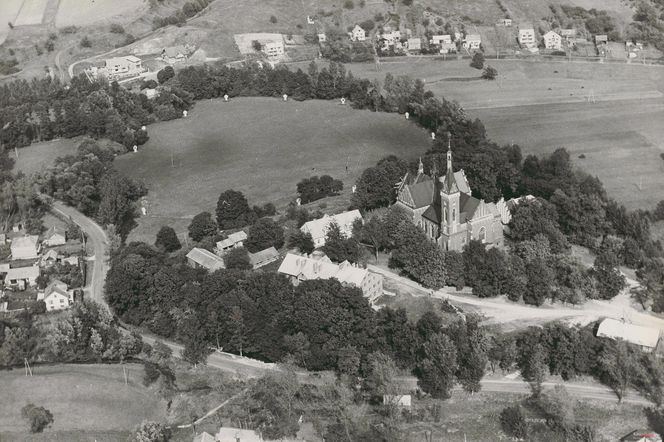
[223,246,252,270]
[270,15,278,24]
[500,405,528,439]
[470,52,485,69]
[80,36,92,48]
[155,226,181,252]
[482,65,498,80]
[252,40,262,51]
[110,23,125,34]
[157,66,175,84]
[21,404,54,433]
[343,0,355,9]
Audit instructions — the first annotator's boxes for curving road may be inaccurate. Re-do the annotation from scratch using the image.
[53,201,651,405]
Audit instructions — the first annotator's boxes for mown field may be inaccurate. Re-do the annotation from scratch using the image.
[0,363,166,441]
[113,97,431,242]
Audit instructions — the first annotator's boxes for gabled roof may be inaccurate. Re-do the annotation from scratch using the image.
[217,231,247,249]
[278,253,373,288]
[544,30,561,38]
[44,287,70,302]
[300,210,362,240]
[11,235,39,250]
[43,249,59,261]
[597,318,661,349]
[249,246,279,267]
[216,427,263,442]
[193,432,216,442]
[353,25,365,33]
[186,248,226,271]
[45,226,66,239]
[464,34,481,42]
[45,279,68,295]
[405,179,434,208]
[5,265,40,280]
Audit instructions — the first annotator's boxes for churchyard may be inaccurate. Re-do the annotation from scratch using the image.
[0,363,166,441]
[112,97,431,243]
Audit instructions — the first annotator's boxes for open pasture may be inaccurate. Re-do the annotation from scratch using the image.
[469,98,664,210]
[0,363,166,441]
[114,97,431,242]
[55,0,146,28]
[12,0,48,26]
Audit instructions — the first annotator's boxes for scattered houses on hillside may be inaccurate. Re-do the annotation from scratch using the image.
[518,24,536,48]
[407,38,422,53]
[560,28,576,40]
[103,56,144,80]
[278,252,383,303]
[263,40,285,58]
[596,318,662,353]
[43,226,66,247]
[349,25,367,42]
[186,247,226,272]
[543,31,562,50]
[215,231,248,255]
[462,34,481,50]
[11,235,40,260]
[395,154,504,252]
[300,210,362,248]
[161,45,193,64]
[249,246,280,269]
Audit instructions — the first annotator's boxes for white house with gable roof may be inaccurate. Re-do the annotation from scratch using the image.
[543,31,562,50]
[300,210,362,247]
[349,25,366,42]
[11,235,40,260]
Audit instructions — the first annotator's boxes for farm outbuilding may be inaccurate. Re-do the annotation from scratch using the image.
[596,318,662,353]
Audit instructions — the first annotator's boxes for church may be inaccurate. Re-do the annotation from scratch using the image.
[395,148,504,252]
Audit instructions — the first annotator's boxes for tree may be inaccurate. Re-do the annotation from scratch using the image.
[245,218,284,252]
[287,230,314,254]
[537,385,575,430]
[223,246,252,270]
[351,156,408,210]
[252,40,262,51]
[500,404,528,439]
[157,66,175,84]
[188,211,217,242]
[364,351,399,397]
[598,340,644,402]
[216,190,255,229]
[155,226,181,252]
[131,421,171,442]
[322,222,361,263]
[470,52,485,69]
[415,332,458,399]
[482,65,498,80]
[21,403,54,433]
[521,344,547,398]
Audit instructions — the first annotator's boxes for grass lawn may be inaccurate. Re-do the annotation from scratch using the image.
[13,137,80,177]
[114,97,431,242]
[0,363,167,441]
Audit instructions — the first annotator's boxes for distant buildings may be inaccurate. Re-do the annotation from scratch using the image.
[543,30,562,50]
[263,40,285,57]
[278,252,383,303]
[560,28,576,40]
[395,153,504,252]
[11,235,40,260]
[518,24,536,48]
[431,35,452,45]
[104,56,144,79]
[462,34,481,50]
[349,25,366,42]
[300,210,362,248]
[161,45,192,64]
[43,226,66,247]
[186,247,225,271]
[594,34,608,45]
[407,38,422,52]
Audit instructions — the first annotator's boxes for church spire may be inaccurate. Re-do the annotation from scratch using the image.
[446,131,452,176]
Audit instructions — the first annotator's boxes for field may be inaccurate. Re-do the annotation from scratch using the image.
[13,137,80,176]
[0,363,167,441]
[13,0,48,26]
[55,0,147,28]
[113,97,431,242]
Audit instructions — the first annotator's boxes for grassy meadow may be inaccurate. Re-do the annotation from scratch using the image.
[113,97,431,242]
[0,363,166,441]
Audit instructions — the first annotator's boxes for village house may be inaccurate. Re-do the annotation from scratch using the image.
[215,427,263,442]
[595,34,608,45]
[560,28,576,40]
[499,18,512,27]
[193,432,216,442]
[543,30,562,50]
[11,235,40,260]
[406,37,422,52]
[215,231,247,255]
[161,45,190,64]
[248,246,279,269]
[104,56,143,79]
[61,255,80,267]
[40,249,59,267]
[518,24,536,48]
[395,153,504,252]
[381,29,402,46]
[349,25,366,42]
[142,88,158,99]
[300,210,362,248]
[263,40,285,57]
[278,252,383,303]
[43,226,66,247]
[4,265,40,290]
[462,34,481,50]
[431,35,452,45]
[186,247,225,272]
[317,33,327,43]
[41,281,74,312]
[596,318,662,353]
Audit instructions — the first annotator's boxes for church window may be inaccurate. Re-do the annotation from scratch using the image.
[452,208,456,222]
[479,226,486,243]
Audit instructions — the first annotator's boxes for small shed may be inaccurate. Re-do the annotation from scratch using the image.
[249,246,279,269]
[596,318,661,353]
[186,248,226,272]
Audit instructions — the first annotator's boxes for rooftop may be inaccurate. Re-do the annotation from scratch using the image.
[187,247,226,271]
[597,318,661,349]
[300,210,362,239]
[278,253,371,287]
[11,235,39,249]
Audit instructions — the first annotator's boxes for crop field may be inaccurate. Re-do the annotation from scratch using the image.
[470,98,664,210]
[114,97,431,242]
[0,363,166,441]
[55,0,146,28]
[12,0,48,26]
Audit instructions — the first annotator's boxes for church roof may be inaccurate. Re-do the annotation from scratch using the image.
[406,180,435,208]
[441,168,459,194]
[459,193,481,222]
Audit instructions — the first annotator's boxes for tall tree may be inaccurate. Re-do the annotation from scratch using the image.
[415,332,458,399]
[216,189,255,229]
[245,218,284,252]
[521,343,547,398]
[188,211,218,241]
[155,226,181,252]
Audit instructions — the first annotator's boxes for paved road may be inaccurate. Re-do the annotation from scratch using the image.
[50,200,109,311]
[56,201,650,405]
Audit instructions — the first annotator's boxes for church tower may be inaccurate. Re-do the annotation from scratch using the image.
[439,135,460,239]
